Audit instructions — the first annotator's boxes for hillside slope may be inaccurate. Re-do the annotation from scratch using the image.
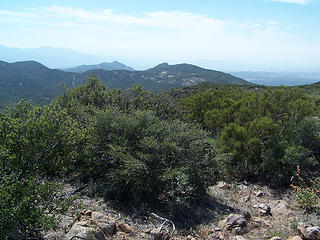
[81,63,250,92]
[0,61,250,106]
[0,60,81,106]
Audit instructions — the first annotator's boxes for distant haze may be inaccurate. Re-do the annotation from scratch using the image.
[0,45,109,69]
[231,71,320,86]
[0,1,320,72]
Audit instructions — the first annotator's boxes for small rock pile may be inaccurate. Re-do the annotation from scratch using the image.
[66,209,134,240]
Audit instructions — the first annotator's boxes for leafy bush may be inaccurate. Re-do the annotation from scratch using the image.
[0,100,86,238]
[0,172,60,239]
[0,100,86,177]
[83,109,216,212]
[182,87,319,184]
[290,166,320,211]
[58,77,184,123]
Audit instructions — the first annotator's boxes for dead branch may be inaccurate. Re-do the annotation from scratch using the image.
[150,212,175,235]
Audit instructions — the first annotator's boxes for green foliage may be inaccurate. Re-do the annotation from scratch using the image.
[0,100,86,238]
[0,173,60,239]
[58,76,184,122]
[56,77,215,212]
[290,167,320,211]
[1,74,319,237]
[182,87,319,184]
[0,100,86,177]
[83,109,216,212]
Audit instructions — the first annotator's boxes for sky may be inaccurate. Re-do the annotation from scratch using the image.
[0,0,320,71]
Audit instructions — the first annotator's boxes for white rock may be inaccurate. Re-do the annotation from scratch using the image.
[65,221,95,240]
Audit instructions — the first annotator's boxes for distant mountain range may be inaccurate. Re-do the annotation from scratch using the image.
[231,71,320,86]
[0,45,108,68]
[0,60,250,106]
[63,61,135,72]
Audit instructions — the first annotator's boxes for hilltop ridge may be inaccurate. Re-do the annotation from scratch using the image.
[0,60,250,106]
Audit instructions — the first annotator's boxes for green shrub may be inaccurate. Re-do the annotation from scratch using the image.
[290,166,320,211]
[83,109,216,213]
[182,87,319,184]
[0,172,60,239]
[0,100,86,177]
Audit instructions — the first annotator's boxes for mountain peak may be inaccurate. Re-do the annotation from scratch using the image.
[12,60,49,70]
[154,62,170,69]
[64,61,135,73]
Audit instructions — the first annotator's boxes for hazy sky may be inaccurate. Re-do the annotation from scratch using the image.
[0,0,319,71]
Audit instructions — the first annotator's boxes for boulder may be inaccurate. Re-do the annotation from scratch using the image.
[250,217,271,228]
[304,226,320,240]
[288,236,302,240]
[94,229,108,240]
[270,200,290,216]
[65,221,95,240]
[254,203,271,216]
[218,214,248,235]
[116,222,134,233]
[270,237,281,240]
[98,221,116,236]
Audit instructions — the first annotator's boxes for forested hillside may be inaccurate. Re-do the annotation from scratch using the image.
[1,77,319,239]
[0,60,250,107]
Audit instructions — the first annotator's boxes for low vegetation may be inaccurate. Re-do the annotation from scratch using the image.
[1,77,319,238]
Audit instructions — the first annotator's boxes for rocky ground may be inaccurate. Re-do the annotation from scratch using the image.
[43,181,320,240]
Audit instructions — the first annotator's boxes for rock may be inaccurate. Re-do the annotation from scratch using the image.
[241,195,251,203]
[270,237,281,240]
[242,211,251,221]
[65,221,95,240]
[250,217,271,228]
[43,232,65,240]
[82,209,92,216]
[218,214,248,235]
[91,211,108,222]
[150,229,171,240]
[186,235,196,240]
[254,203,271,216]
[218,181,230,189]
[233,236,247,240]
[95,229,108,240]
[255,191,264,197]
[270,200,290,216]
[288,236,302,240]
[297,223,307,236]
[304,226,320,240]
[98,221,116,236]
[217,231,228,239]
[116,222,134,234]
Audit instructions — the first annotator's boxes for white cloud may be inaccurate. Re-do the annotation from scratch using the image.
[270,0,310,4]
[0,6,319,71]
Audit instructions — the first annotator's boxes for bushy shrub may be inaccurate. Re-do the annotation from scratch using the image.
[0,172,60,239]
[0,100,86,177]
[83,109,216,213]
[0,100,86,238]
[182,87,319,184]
[290,166,320,211]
